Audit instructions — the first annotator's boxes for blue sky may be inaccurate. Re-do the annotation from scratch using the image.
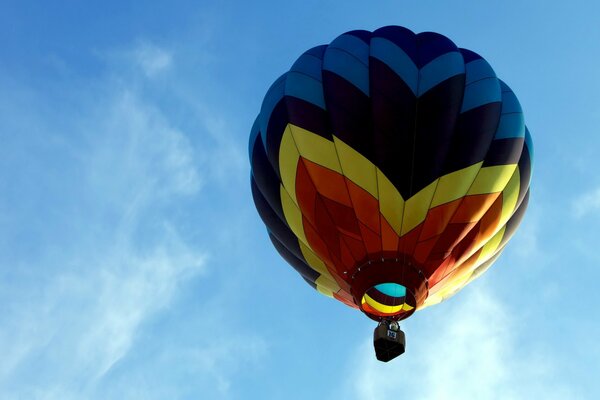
[1,1,599,398]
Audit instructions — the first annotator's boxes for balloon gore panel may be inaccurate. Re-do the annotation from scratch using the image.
[249,25,533,321]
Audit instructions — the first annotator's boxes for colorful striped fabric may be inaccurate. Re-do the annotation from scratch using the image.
[249,26,533,321]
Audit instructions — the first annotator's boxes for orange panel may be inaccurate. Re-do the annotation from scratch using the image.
[302,158,352,206]
[420,198,462,240]
[451,193,501,224]
[380,216,400,252]
[334,292,358,308]
[397,224,423,255]
[478,194,503,240]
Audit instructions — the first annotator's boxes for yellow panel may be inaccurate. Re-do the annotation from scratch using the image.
[477,225,506,263]
[363,293,403,314]
[316,284,334,298]
[401,303,414,311]
[499,169,520,225]
[431,162,482,207]
[278,125,300,205]
[468,164,518,195]
[332,136,379,198]
[299,242,333,279]
[300,242,342,294]
[289,124,342,173]
[280,185,308,247]
[401,180,439,235]
[376,169,405,235]
[421,293,442,308]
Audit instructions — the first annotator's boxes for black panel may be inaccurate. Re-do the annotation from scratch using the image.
[322,69,375,162]
[409,74,466,197]
[284,96,333,141]
[442,102,503,175]
[483,138,525,167]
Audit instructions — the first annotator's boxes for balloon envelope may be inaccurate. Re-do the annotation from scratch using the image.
[249,26,533,321]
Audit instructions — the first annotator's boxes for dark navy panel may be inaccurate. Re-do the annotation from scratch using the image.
[269,232,320,283]
[415,32,459,68]
[499,189,530,249]
[251,178,304,262]
[251,134,285,222]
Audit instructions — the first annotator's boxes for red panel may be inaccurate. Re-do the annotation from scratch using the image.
[303,216,333,267]
[359,222,382,255]
[341,233,368,262]
[414,235,440,264]
[339,235,357,270]
[295,159,318,225]
[302,158,353,206]
[320,195,362,239]
[345,178,381,233]
[427,256,456,287]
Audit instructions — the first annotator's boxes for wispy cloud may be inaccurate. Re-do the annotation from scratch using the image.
[0,40,258,399]
[133,42,173,78]
[341,285,577,400]
[572,186,600,218]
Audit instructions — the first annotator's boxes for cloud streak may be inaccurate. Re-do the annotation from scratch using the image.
[572,186,600,218]
[0,40,257,399]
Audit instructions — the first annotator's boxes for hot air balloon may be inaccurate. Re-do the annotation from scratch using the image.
[249,26,533,361]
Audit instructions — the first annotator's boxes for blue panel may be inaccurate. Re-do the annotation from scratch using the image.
[499,82,522,114]
[249,117,261,162]
[291,53,323,82]
[460,48,482,64]
[465,58,496,85]
[373,25,417,62]
[461,77,501,113]
[495,112,525,139]
[329,34,370,64]
[375,283,406,297]
[284,71,326,109]
[259,75,286,148]
[323,48,370,95]
[418,51,464,96]
[370,37,418,94]
[305,44,327,58]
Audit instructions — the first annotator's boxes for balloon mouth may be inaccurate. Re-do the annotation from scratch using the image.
[349,258,428,321]
[361,283,415,318]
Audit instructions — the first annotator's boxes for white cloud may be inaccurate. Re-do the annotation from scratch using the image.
[572,186,600,218]
[342,285,576,400]
[133,43,173,78]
